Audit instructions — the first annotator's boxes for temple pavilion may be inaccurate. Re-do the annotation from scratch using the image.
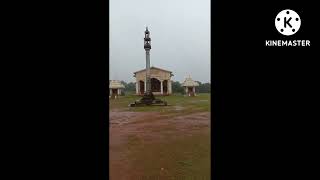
[109,80,125,98]
[181,76,199,96]
[133,66,173,95]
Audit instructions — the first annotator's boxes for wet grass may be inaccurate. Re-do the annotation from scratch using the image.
[109,93,210,115]
[125,131,210,179]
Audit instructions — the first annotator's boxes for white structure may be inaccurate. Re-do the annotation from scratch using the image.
[109,80,125,97]
[133,66,173,95]
[181,77,199,96]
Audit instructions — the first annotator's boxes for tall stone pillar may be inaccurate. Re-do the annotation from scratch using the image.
[160,80,163,95]
[109,89,112,96]
[168,80,172,94]
[128,27,168,107]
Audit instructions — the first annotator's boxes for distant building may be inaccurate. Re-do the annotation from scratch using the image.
[181,77,199,96]
[109,80,125,97]
[133,66,173,95]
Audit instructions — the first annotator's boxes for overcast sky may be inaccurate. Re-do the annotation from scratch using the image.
[110,0,210,83]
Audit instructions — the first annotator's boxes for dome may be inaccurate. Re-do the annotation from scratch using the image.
[181,77,199,87]
[109,80,125,89]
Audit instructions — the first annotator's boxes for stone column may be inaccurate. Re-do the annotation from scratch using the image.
[160,80,163,95]
[193,86,196,96]
[117,89,120,95]
[136,81,139,95]
[109,89,112,96]
[168,80,172,94]
[144,80,147,92]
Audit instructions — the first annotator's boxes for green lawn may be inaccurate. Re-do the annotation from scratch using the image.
[125,131,211,179]
[110,93,210,115]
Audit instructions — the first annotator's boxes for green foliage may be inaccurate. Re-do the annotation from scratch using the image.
[196,82,211,93]
[121,81,136,93]
[120,81,127,87]
[171,81,185,94]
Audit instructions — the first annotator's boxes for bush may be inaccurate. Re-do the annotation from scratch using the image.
[123,81,136,92]
[172,81,184,94]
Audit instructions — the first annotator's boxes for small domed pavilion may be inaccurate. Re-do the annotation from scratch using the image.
[181,76,199,96]
[109,80,125,98]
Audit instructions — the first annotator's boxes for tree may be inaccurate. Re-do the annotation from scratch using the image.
[120,81,127,88]
[123,81,136,93]
[172,81,184,94]
[196,82,211,93]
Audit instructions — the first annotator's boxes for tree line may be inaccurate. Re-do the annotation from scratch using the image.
[120,81,210,94]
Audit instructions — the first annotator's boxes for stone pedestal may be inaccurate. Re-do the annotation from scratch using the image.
[129,91,167,107]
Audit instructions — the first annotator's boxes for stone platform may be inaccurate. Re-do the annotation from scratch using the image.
[129,91,167,107]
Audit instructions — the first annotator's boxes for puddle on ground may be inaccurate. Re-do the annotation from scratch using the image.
[174,106,184,111]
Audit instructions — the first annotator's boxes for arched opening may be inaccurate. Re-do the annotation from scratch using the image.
[139,80,144,94]
[112,89,118,95]
[188,87,195,96]
[151,78,161,92]
[163,80,168,95]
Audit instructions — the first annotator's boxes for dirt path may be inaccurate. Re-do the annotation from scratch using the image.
[109,110,210,180]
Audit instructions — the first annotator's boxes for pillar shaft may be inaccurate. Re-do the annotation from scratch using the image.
[144,80,147,92]
[145,50,151,92]
[160,80,163,95]
[136,81,139,94]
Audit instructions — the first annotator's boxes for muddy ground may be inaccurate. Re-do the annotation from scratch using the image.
[110,110,210,180]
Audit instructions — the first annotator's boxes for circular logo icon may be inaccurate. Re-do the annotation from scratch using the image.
[275,9,301,36]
